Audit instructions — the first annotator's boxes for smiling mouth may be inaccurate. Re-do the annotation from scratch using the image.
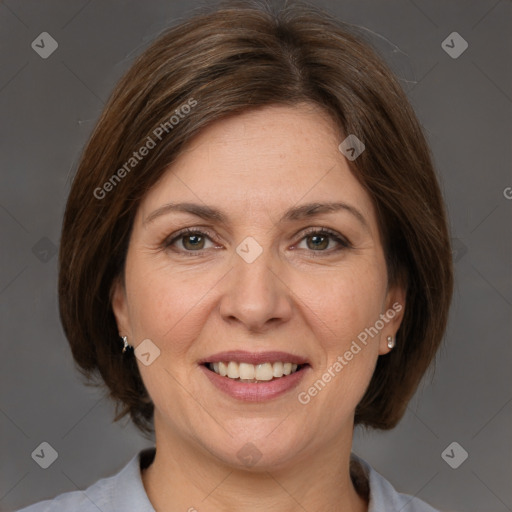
[204,361,308,383]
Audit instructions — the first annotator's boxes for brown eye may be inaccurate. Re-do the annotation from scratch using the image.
[296,228,351,255]
[306,233,330,250]
[164,228,217,254]
[181,233,206,250]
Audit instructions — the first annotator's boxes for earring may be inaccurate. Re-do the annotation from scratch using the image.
[387,336,395,350]
[122,336,130,353]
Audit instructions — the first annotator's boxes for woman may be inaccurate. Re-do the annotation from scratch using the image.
[17,0,453,510]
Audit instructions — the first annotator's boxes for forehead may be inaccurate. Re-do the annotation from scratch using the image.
[136,104,377,230]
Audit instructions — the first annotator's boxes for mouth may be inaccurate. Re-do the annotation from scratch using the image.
[203,361,308,383]
[198,351,311,401]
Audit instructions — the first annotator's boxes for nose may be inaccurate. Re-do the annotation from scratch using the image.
[218,240,293,333]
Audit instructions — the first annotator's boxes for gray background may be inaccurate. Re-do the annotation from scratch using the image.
[0,1,511,511]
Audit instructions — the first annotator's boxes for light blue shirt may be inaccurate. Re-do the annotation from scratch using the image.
[16,447,441,511]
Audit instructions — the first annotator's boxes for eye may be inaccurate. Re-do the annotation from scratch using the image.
[162,226,352,257]
[295,227,351,255]
[163,228,218,255]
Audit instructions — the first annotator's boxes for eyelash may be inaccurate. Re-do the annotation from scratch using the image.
[162,226,352,257]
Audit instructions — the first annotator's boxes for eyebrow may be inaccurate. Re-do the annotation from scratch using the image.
[143,200,369,230]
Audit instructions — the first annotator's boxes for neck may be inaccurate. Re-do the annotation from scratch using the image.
[141,418,368,512]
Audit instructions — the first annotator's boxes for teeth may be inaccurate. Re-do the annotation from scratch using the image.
[208,361,302,381]
[239,362,255,379]
[273,362,284,378]
[218,361,228,377]
[227,361,238,378]
[255,363,273,381]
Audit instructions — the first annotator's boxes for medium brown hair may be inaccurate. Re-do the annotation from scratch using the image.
[58,0,453,437]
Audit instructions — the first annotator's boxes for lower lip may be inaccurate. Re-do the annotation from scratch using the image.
[200,365,309,401]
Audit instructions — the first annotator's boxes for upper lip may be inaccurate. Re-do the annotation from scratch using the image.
[198,350,310,366]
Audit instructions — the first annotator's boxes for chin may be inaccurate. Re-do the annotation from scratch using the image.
[197,424,309,472]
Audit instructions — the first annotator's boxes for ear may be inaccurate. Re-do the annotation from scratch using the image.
[378,283,406,355]
[111,275,132,338]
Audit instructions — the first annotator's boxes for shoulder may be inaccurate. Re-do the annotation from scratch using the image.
[14,490,103,512]
[14,448,156,512]
[14,472,117,512]
[351,453,442,512]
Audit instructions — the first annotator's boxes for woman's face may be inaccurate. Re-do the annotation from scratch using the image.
[113,103,404,469]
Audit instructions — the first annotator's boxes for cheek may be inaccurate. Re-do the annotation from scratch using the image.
[124,260,219,420]
[300,263,387,352]
[297,264,385,403]
[125,257,221,357]
[126,250,387,355]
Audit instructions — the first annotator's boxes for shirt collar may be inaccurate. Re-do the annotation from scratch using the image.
[101,447,429,512]
[105,447,156,511]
